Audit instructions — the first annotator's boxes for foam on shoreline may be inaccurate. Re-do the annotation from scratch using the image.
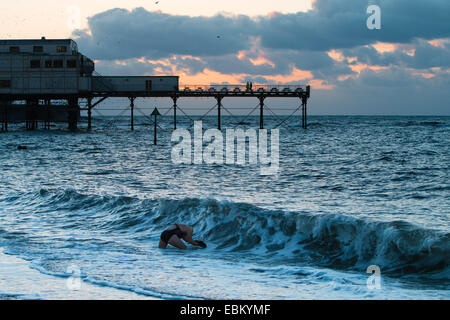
[0,250,158,300]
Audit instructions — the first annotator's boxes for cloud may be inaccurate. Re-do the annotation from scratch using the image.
[70,1,450,115]
[342,39,450,69]
[259,0,450,51]
[74,1,450,60]
[74,8,256,60]
[314,67,450,115]
[264,49,355,79]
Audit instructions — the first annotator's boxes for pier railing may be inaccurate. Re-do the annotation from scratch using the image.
[179,84,307,94]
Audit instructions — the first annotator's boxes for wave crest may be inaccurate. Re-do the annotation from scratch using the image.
[6,189,450,279]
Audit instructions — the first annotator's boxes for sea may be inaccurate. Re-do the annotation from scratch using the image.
[0,115,448,299]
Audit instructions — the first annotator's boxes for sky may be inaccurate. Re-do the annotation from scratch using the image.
[1,0,449,115]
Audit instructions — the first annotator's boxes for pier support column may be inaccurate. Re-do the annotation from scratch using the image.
[305,99,307,130]
[2,102,7,132]
[26,100,31,130]
[129,97,135,131]
[44,99,50,130]
[33,100,39,130]
[172,96,178,130]
[301,100,304,129]
[87,97,92,131]
[26,99,38,131]
[301,96,308,130]
[259,96,265,130]
[68,97,79,131]
[217,96,223,130]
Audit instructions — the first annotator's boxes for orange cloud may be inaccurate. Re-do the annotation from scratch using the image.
[421,73,435,79]
[350,63,388,74]
[308,79,334,90]
[179,68,244,85]
[249,56,276,67]
[104,56,323,89]
[327,49,345,62]
[428,39,447,48]
[236,50,247,60]
[404,48,416,56]
[337,74,352,81]
[372,42,397,53]
[411,71,435,79]
[264,67,312,83]
[267,11,282,18]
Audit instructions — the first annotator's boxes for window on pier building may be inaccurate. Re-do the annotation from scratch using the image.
[45,60,52,68]
[67,60,77,68]
[56,46,67,53]
[0,80,11,88]
[33,46,43,53]
[53,60,63,68]
[9,46,20,53]
[30,60,41,68]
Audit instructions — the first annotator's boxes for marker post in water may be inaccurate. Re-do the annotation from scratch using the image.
[152,107,161,145]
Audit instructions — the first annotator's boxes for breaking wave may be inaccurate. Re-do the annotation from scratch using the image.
[1,188,449,280]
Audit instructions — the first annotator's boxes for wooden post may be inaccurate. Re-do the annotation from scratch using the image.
[259,96,265,130]
[217,96,222,130]
[172,96,177,130]
[154,114,157,145]
[129,97,135,131]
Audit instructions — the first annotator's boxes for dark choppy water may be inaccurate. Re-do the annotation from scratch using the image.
[0,115,449,299]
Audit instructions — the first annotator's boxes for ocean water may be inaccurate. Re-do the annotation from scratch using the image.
[0,115,449,299]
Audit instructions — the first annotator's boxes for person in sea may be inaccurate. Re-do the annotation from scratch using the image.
[159,224,207,249]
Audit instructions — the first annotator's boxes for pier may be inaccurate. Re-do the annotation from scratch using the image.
[1,84,310,132]
[81,83,310,131]
[0,38,310,132]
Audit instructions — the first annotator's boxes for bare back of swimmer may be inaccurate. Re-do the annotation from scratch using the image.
[158,224,206,249]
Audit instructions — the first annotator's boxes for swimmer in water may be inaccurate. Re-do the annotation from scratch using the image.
[158,224,206,249]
